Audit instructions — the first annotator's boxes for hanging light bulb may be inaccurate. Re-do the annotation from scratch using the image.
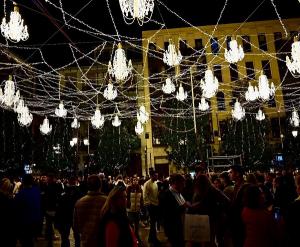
[91,107,105,129]
[18,105,33,127]
[83,138,89,146]
[55,101,67,118]
[135,120,144,135]
[198,97,210,111]
[200,69,219,99]
[104,82,118,100]
[119,0,155,25]
[286,36,300,77]
[71,118,80,129]
[112,114,121,127]
[292,130,298,138]
[163,41,182,66]
[176,84,187,101]
[232,99,245,121]
[40,117,52,135]
[70,140,75,147]
[1,3,29,43]
[108,43,133,82]
[137,105,149,124]
[258,72,275,101]
[245,82,259,101]
[256,109,265,121]
[1,75,19,107]
[72,137,78,144]
[162,77,175,94]
[224,39,244,63]
[290,108,299,127]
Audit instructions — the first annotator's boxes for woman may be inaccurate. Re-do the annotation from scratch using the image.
[242,185,280,247]
[100,186,138,247]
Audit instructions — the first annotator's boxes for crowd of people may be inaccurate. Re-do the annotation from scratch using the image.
[0,164,300,247]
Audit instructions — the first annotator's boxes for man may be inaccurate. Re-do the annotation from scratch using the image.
[73,174,107,247]
[160,174,188,247]
[143,169,160,246]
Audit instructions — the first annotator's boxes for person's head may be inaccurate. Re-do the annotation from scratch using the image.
[246,173,257,185]
[229,165,244,182]
[195,161,207,176]
[87,174,102,192]
[169,174,185,193]
[213,178,223,190]
[149,170,158,182]
[0,178,13,196]
[194,174,212,197]
[219,171,231,186]
[100,185,127,218]
[22,174,34,187]
[243,185,265,209]
[132,177,139,186]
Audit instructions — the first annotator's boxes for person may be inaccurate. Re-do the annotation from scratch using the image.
[143,169,160,246]
[242,185,280,247]
[15,174,41,247]
[73,174,107,247]
[99,186,138,247]
[126,177,143,244]
[285,175,300,247]
[0,178,16,247]
[160,174,188,247]
[219,171,234,201]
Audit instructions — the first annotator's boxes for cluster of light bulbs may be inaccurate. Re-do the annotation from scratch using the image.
[135,105,149,135]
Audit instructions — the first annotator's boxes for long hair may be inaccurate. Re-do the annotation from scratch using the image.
[194,174,213,199]
[100,185,126,219]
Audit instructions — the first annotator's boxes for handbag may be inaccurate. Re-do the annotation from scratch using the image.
[184,214,210,243]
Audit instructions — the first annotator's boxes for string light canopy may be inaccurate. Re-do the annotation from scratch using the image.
[119,0,155,25]
[55,101,67,118]
[162,77,176,94]
[200,69,219,99]
[256,109,265,121]
[108,43,133,82]
[290,108,299,127]
[198,97,210,111]
[104,81,117,100]
[224,38,245,63]
[71,118,80,129]
[40,117,52,135]
[135,120,144,135]
[1,3,29,43]
[91,107,105,129]
[176,84,187,101]
[286,36,300,77]
[232,99,245,121]
[163,40,182,66]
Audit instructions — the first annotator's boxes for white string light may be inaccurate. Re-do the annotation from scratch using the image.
[55,101,67,117]
[112,114,121,127]
[200,69,219,99]
[71,118,80,129]
[232,99,245,121]
[256,109,265,121]
[163,41,182,66]
[104,81,118,100]
[198,97,209,111]
[224,39,244,63]
[135,120,144,135]
[91,107,105,129]
[162,77,175,94]
[137,105,149,124]
[40,117,52,135]
[286,37,300,77]
[176,84,187,101]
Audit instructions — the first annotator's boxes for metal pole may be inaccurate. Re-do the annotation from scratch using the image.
[190,66,197,134]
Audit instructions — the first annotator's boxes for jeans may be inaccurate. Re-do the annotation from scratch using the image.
[147,204,159,242]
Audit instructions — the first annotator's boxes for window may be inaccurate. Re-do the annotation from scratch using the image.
[242,35,251,52]
[290,31,298,38]
[216,92,226,111]
[179,40,188,56]
[195,39,203,50]
[262,60,272,79]
[164,41,169,51]
[149,42,156,50]
[273,32,282,51]
[213,64,222,82]
[245,62,255,80]
[210,38,219,55]
[230,64,238,81]
[226,36,231,50]
[258,34,268,51]
[268,97,276,108]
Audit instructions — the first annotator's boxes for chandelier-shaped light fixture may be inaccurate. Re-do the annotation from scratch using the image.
[83,138,89,146]
[198,97,210,111]
[137,105,149,124]
[1,75,19,107]
[108,43,133,82]
[40,117,52,135]
[14,98,25,113]
[292,130,298,138]
[17,105,33,127]
[232,99,245,121]
[71,118,80,129]
[104,82,117,100]
[258,72,275,101]
[176,84,188,101]
[91,107,105,129]
[119,0,155,25]
[162,77,175,94]
[256,109,265,121]
[163,41,182,67]
[200,69,219,99]
[224,39,244,63]
[286,37,300,77]
[290,108,299,127]
[55,101,67,118]
[112,114,121,127]
[1,3,29,43]
[70,140,75,147]
[245,82,259,102]
[135,120,144,135]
